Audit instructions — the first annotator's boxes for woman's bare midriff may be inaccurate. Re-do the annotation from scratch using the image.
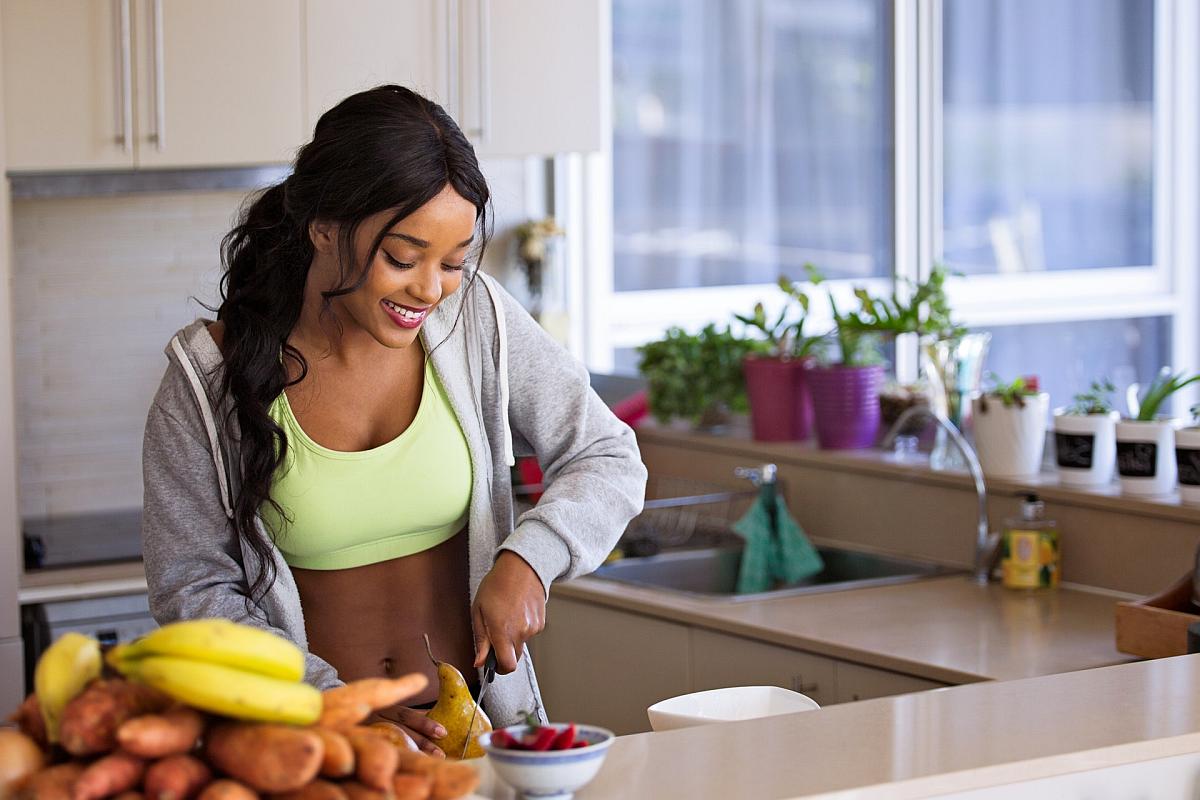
[290,528,478,706]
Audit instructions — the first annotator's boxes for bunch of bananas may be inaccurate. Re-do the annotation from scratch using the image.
[106,619,321,725]
[34,632,102,742]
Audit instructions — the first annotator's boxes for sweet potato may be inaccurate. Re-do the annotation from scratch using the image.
[117,708,205,759]
[144,755,211,800]
[0,729,47,800]
[17,763,86,800]
[390,775,431,800]
[309,730,352,779]
[343,731,396,792]
[334,785,383,800]
[394,753,437,779]
[194,781,256,800]
[314,704,369,731]
[366,724,418,754]
[8,695,47,748]
[73,752,145,800]
[204,724,322,794]
[60,680,171,756]
[113,793,143,800]
[430,762,478,800]
[266,781,347,800]
[320,676,427,716]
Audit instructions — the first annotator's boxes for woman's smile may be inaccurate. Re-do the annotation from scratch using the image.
[381,299,429,329]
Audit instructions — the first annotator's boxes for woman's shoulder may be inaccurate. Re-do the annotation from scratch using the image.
[206,320,226,354]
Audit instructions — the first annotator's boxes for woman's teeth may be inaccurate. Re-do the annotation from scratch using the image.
[383,299,424,320]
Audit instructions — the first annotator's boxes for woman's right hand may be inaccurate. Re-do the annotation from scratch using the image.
[371,708,448,758]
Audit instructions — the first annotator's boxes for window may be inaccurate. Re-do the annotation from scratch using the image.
[587,0,1198,417]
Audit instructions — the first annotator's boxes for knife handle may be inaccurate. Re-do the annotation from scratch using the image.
[483,650,497,683]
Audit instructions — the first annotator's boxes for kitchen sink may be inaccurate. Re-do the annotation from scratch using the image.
[591,545,957,601]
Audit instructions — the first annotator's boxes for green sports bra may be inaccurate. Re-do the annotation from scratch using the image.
[262,359,472,570]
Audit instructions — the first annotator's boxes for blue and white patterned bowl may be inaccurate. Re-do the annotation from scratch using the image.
[479,723,615,800]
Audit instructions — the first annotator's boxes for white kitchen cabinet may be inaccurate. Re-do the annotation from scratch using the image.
[533,598,692,735]
[3,0,303,171]
[303,0,442,135]
[131,0,302,168]
[690,629,837,708]
[833,661,948,704]
[2,0,136,171]
[451,0,606,157]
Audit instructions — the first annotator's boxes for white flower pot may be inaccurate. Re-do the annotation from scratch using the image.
[1115,419,1178,497]
[971,392,1050,480]
[1175,427,1200,505]
[1052,410,1118,487]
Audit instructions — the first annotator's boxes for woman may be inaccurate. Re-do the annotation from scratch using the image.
[140,85,646,754]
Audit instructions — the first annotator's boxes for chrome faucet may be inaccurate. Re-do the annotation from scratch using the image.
[881,406,999,585]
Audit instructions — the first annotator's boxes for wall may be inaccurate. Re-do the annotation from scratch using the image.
[10,159,531,521]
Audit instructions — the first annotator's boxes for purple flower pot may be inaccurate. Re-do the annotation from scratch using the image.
[808,364,885,449]
[743,356,815,442]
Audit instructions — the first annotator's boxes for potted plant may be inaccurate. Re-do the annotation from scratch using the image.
[734,278,826,442]
[798,267,886,450]
[636,324,770,431]
[1117,369,1199,497]
[971,374,1050,480]
[1052,379,1119,488]
[1177,405,1200,505]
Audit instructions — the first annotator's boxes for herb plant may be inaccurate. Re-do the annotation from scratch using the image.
[1067,379,1117,416]
[798,264,882,367]
[1132,369,1200,421]
[978,372,1040,412]
[832,264,965,341]
[733,277,826,360]
[636,324,770,425]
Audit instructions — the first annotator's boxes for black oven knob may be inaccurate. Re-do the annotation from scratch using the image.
[23,533,45,570]
[96,630,119,647]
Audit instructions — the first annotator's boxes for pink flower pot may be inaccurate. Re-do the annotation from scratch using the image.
[808,364,885,449]
[743,356,815,442]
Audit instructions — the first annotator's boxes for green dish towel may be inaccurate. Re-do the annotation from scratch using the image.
[733,487,824,594]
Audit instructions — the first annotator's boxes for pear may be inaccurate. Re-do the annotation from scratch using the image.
[422,634,492,760]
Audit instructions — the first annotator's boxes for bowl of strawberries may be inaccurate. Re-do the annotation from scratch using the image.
[479,714,614,800]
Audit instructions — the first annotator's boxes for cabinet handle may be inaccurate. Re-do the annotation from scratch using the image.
[150,0,166,151]
[471,0,490,145]
[116,0,132,152]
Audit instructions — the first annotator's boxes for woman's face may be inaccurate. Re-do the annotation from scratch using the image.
[314,184,478,349]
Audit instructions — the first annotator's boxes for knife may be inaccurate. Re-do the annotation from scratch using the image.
[460,650,497,759]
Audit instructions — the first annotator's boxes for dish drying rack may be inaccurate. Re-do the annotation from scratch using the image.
[517,466,781,558]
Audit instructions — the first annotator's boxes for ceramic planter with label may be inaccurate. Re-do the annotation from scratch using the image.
[1175,427,1200,504]
[1115,419,1177,497]
[970,392,1050,480]
[1052,409,1119,487]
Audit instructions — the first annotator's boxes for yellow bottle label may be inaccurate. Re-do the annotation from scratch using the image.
[1002,529,1059,589]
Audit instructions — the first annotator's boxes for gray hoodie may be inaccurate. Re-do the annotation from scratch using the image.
[141,272,646,727]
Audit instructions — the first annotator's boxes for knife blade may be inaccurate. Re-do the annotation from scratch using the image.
[460,650,497,759]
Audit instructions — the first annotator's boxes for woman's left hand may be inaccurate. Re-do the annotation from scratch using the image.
[471,551,546,674]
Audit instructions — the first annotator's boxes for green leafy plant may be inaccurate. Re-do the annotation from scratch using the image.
[978,372,1040,412]
[1066,379,1117,416]
[833,264,965,341]
[636,324,770,425]
[1132,368,1200,421]
[732,277,826,360]
[795,264,883,367]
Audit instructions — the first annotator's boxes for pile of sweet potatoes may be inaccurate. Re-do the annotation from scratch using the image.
[3,675,478,800]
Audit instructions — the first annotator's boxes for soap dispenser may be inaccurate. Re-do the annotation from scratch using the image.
[1001,494,1060,590]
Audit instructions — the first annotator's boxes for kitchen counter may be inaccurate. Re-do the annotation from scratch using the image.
[472,654,1200,798]
[554,573,1134,684]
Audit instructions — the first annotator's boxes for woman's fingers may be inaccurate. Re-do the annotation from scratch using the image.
[374,711,447,759]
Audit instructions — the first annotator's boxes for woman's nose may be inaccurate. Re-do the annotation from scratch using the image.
[408,263,442,305]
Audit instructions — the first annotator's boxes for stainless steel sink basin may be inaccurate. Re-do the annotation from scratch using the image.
[591,545,956,601]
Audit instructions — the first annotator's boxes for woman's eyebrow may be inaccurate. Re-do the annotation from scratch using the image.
[384,233,475,248]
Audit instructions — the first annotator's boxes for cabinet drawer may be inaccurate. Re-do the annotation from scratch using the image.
[690,629,835,708]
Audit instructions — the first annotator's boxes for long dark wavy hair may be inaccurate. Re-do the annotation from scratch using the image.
[216,85,491,605]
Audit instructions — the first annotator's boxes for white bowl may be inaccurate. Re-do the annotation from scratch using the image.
[479,723,614,800]
[647,685,820,731]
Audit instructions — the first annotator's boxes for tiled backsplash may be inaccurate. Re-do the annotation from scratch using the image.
[11,160,529,520]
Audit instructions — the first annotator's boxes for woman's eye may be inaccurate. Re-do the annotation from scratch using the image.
[383,252,413,269]
[442,261,468,272]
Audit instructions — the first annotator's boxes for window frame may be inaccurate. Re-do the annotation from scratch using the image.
[571,0,1198,396]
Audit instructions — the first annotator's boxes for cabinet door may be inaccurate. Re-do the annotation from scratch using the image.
[133,0,303,168]
[533,597,691,735]
[3,0,137,170]
[834,662,948,704]
[303,0,444,135]
[457,0,605,156]
[690,629,836,708]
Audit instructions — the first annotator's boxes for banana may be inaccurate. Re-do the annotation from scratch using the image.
[34,632,102,742]
[118,655,321,725]
[117,619,304,682]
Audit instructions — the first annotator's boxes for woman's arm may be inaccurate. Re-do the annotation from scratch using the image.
[141,381,341,689]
